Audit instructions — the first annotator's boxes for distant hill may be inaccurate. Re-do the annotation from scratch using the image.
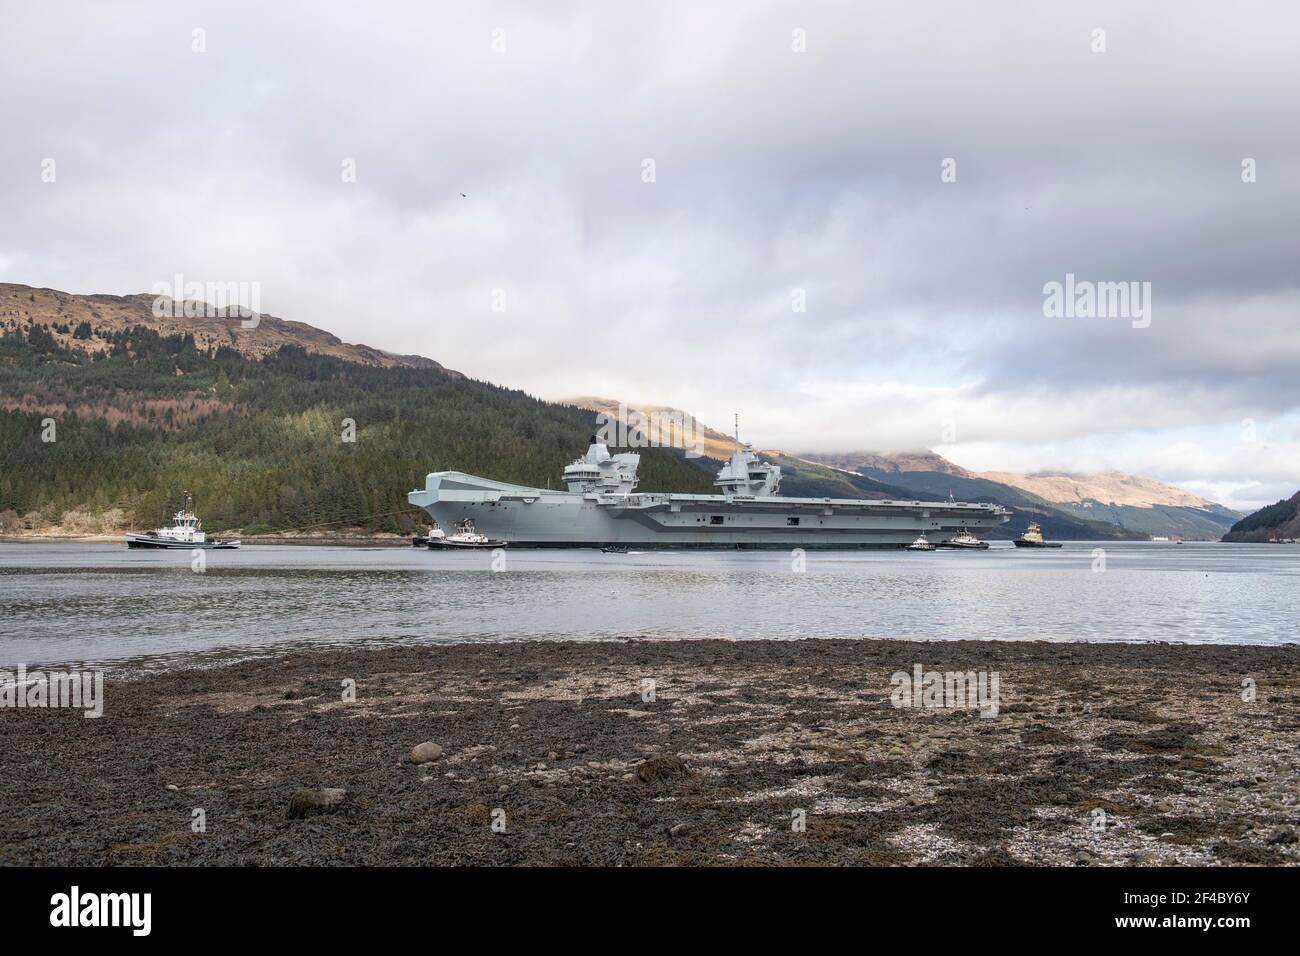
[5,299,1224,545]
[563,395,738,460]
[0,283,456,373]
[981,469,1241,539]
[797,450,1241,541]
[979,469,1214,508]
[0,285,712,536]
[797,450,1137,540]
[1222,491,1300,542]
[808,449,975,478]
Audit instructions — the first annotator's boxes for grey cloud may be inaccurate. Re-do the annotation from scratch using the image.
[1,0,1297,497]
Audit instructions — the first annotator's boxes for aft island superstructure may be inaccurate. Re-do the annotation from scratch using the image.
[409,434,1010,549]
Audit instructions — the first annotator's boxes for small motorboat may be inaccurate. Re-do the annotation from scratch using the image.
[1013,521,1062,548]
[126,493,240,549]
[427,519,506,550]
[940,530,989,550]
[905,533,935,551]
[601,545,629,554]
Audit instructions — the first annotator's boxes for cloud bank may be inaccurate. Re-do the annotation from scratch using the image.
[2,0,1297,510]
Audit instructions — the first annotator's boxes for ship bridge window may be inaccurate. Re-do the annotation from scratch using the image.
[710,515,724,525]
[749,473,766,480]
[787,516,799,526]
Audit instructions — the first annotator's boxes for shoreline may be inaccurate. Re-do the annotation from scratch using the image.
[0,534,415,547]
[0,535,1267,547]
[1,638,1295,866]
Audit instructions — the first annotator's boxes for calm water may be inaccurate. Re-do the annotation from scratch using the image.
[0,541,1297,673]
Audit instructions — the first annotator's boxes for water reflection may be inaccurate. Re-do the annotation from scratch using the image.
[0,542,1296,674]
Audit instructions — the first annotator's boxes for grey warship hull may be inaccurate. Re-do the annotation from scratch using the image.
[408,471,1010,549]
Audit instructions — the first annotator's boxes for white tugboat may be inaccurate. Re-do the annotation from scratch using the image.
[906,533,935,551]
[125,493,240,549]
[427,518,506,550]
[940,529,989,550]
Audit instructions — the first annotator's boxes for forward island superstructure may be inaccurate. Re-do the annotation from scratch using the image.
[409,433,1011,549]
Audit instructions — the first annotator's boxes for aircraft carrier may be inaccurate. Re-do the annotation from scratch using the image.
[408,434,1011,549]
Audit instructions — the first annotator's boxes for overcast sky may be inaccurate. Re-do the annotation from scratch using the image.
[3,0,1298,510]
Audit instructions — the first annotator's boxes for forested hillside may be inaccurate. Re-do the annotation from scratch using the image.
[0,323,713,535]
[1222,491,1300,542]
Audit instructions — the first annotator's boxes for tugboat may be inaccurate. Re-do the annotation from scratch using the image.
[427,518,506,550]
[126,493,240,549]
[601,545,630,554]
[940,529,989,550]
[412,525,445,547]
[905,533,935,551]
[1013,521,1062,549]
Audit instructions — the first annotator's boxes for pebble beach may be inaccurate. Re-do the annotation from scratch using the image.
[1,638,1296,866]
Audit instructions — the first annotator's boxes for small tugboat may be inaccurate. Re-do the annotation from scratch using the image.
[412,526,445,547]
[905,533,935,551]
[126,493,240,549]
[1012,521,1062,548]
[601,545,629,554]
[427,518,506,550]
[940,529,989,550]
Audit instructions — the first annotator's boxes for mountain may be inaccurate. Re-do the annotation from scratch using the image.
[0,283,455,373]
[979,470,1213,508]
[0,284,712,536]
[563,395,739,461]
[980,470,1242,539]
[797,451,1241,540]
[1222,491,1300,542]
[801,451,1135,540]
[806,449,975,478]
[2,290,1242,544]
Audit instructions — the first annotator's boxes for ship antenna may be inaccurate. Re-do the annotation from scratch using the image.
[734,413,739,450]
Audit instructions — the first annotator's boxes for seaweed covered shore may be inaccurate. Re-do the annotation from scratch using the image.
[1,639,1296,866]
